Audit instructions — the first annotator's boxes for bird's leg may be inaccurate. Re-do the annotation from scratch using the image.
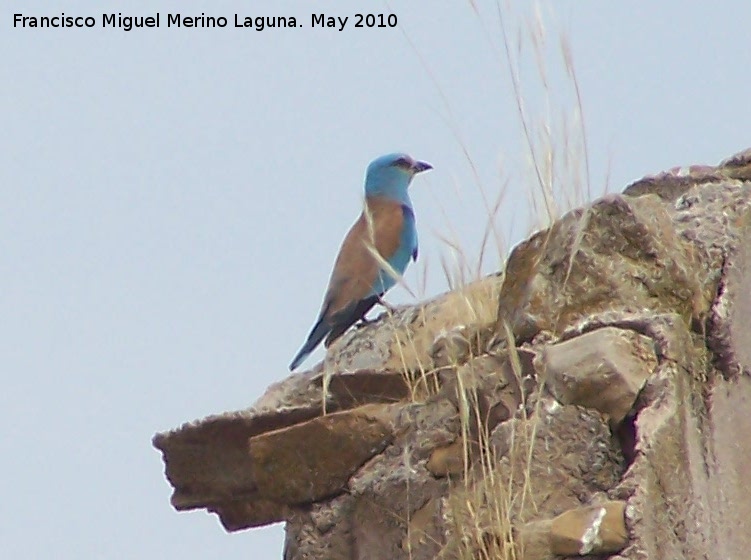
[355,297,398,329]
[376,296,398,315]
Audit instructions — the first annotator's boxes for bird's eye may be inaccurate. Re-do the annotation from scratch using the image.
[394,157,409,167]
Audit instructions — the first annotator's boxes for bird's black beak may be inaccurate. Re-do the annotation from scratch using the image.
[412,160,433,174]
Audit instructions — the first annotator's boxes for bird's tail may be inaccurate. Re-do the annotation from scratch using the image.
[289,315,331,371]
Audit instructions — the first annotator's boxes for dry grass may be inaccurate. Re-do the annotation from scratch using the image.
[394,2,592,558]
[319,1,593,556]
[442,4,589,556]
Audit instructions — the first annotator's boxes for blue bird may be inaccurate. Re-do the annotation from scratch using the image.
[289,153,432,371]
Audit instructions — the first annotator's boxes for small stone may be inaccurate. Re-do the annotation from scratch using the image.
[540,327,657,424]
[550,501,627,555]
[426,441,464,477]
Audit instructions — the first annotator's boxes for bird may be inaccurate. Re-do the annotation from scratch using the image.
[289,153,433,371]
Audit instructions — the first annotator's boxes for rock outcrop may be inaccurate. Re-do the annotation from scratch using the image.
[154,149,751,559]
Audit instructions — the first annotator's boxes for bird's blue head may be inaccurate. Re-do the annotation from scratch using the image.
[364,153,432,206]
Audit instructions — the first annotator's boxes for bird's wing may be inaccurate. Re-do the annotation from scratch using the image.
[404,205,418,262]
[290,197,408,364]
[322,197,405,319]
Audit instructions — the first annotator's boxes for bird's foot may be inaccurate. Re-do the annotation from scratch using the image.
[377,299,399,314]
[355,300,399,330]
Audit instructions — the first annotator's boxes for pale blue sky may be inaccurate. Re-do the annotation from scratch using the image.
[2,1,749,558]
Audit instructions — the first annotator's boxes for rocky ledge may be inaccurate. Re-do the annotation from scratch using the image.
[154,149,751,560]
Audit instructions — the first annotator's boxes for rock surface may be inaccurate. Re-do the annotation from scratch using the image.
[154,148,751,558]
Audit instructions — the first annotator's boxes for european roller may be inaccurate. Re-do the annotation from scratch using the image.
[289,153,432,371]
